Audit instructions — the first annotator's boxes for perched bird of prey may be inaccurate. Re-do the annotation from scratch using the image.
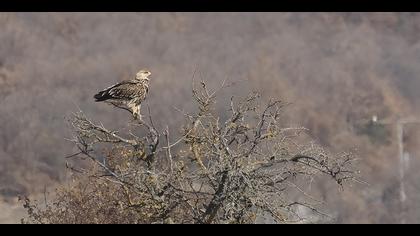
[94,69,151,119]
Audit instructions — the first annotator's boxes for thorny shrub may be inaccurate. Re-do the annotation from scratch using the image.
[21,79,360,224]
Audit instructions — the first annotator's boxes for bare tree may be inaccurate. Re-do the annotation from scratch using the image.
[21,79,360,224]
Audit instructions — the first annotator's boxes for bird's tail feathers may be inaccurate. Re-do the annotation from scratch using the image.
[94,90,109,102]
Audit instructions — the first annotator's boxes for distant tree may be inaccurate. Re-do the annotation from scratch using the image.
[356,118,391,145]
[21,79,360,224]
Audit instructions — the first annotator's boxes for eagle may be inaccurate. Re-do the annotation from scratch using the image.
[94,69,151,120]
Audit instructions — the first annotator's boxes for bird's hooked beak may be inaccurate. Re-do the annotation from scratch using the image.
[145,72,151,81]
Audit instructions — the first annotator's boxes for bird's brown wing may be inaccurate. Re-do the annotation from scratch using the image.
[108,82,141,100]
[94,80,139,101]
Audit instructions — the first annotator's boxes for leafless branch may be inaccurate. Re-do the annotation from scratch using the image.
[22,79,359,224]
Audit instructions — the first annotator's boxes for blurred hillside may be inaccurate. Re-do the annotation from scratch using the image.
[2,12,420,223]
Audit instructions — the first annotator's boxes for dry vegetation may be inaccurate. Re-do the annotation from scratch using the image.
[20,80,359,223]
[2,12,420,223]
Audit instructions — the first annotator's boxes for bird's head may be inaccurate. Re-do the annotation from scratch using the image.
[136,69,151,82]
